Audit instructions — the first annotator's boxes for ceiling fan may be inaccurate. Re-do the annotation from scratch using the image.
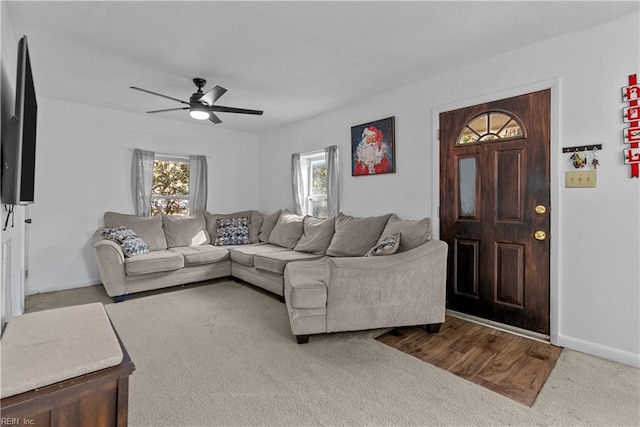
[130,78,263,124]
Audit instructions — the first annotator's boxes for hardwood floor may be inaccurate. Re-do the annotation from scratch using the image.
[376,315,562,406]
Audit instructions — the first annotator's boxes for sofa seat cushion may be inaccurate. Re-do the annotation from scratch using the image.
[284,261,327,309]
[169,245,229,266]
[229,244,288,267]
[124,250,184,276]
[254,250,325,275]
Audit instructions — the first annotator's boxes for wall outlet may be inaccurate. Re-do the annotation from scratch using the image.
[565,170,597,188]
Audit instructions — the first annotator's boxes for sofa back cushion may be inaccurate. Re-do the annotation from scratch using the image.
[258,209,282,243]
[162,212,210,248]
[326,213,394,257]
[268,210,305,249]
[294,216,336,255]
[104,212,167,251]
[379,217,431,252]
[249,217,264,243]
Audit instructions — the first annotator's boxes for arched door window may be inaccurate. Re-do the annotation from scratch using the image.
[457,111,525,145]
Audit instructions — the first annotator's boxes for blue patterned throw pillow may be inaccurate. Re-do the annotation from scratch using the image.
[365,233,400,257]
[101,226,150,257]
[101,226,136,244]
[215,217,249,245]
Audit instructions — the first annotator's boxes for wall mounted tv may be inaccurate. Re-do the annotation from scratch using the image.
[1,35,38,205]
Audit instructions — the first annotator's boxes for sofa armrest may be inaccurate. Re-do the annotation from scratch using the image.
[93,238,125,263]
[92,232,127,297]
[324,240,448,332]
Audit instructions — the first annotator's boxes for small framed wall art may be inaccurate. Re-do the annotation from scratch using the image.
[351,116,395,176]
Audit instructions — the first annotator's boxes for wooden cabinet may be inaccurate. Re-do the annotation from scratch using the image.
[1,332,135,427]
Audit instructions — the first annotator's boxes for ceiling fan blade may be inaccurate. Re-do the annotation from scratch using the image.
[209,105,264,115]
[130,86,190,105]
[209,112,222,124]
[198,85,227,106]
[146,107,190,114]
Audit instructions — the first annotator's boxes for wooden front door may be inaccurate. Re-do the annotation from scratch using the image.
[439,89,551,335]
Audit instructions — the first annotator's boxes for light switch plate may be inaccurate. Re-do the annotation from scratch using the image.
[565,170,597,188]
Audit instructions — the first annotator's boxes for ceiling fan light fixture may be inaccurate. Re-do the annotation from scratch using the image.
[131,79,262,125]
[189,103,210,120]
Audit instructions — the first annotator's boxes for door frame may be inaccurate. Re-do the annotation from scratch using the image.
[431,78,561,345]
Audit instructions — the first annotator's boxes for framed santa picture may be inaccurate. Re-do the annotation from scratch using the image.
[351,116,396,176]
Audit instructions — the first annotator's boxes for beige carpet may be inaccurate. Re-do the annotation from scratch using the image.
[105,280,640,426]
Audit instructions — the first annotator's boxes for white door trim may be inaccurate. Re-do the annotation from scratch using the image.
[431,77,561,345]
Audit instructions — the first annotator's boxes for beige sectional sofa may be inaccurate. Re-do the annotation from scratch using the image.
[93,209,448,343]
[93,211,232,302]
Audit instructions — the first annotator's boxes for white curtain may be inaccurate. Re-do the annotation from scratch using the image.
[291,153,304,215]
[325,145,340,216]
[189,155,208,213]
[132,148,155,216]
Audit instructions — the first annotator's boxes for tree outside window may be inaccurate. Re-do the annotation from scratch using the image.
[307,156,328,218]
[151,158,189,215]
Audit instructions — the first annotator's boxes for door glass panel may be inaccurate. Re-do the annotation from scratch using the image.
[458,157,476,217]
[468,114,488,134]
[457,111,523,144]
[490,112,511,131]
[499,119,522,138]
[459,127,480,144]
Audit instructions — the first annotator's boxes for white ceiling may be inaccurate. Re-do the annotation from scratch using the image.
[5,1,638,133]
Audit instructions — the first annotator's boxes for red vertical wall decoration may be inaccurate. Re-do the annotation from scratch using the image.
[622,74,640,178]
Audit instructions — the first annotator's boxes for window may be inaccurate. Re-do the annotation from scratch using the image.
[293,151,329,218]
[292,146,338,218]
[151,157,190,216]
[306,155,328,218]
[458,111,524,145]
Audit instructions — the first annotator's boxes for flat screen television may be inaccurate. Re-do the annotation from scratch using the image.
[1,35,38,205]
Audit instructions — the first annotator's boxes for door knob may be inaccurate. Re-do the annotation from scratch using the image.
[535,205,547,214]
[534,231,546,240]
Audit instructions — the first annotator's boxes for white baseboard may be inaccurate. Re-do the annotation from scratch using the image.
[27,279,102,295]
[558,334,640,368]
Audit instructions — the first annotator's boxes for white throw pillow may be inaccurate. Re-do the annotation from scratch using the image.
[365,233,400,257]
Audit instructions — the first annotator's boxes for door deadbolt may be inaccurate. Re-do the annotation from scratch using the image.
[534,231,547,241]
[535,205,547,214]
